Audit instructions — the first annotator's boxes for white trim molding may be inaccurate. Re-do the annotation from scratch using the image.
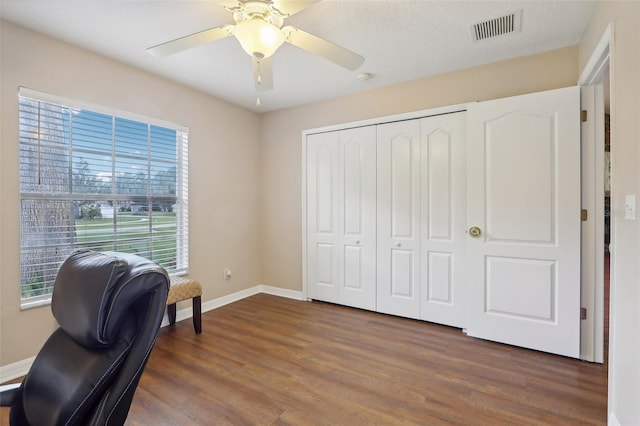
[578,23,613,85]
[259,285,305,301]
[161,284,304,328]
[608,412,621,426]
[303,102,468,136]
[0,356,36,384]
[577,20,617,424]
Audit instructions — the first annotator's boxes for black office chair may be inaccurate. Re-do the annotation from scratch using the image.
[0,250,169,425]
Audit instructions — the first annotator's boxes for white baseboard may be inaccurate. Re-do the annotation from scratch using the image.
[608,411,621,426]
[0,356,35,384]
[160,285,262,327]
[1,286,304,383]
[258,284,305,301]
[161,284,305,327]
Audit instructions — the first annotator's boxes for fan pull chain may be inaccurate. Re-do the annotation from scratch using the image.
[256,59,263,87]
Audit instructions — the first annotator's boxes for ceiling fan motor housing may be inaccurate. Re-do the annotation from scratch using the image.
[233,1,285,58]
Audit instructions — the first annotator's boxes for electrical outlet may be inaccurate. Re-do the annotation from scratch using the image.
[625,194,636,220]
[223,268,232,280]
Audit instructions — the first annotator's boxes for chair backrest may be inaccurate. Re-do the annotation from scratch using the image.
[10,250,169,426]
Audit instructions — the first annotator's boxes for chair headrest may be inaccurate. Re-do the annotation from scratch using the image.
[51,250,167,349]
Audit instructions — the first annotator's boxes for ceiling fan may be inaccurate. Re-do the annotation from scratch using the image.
[147,0,365,92]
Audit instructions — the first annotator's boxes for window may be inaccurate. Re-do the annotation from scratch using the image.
[18,88,189,308]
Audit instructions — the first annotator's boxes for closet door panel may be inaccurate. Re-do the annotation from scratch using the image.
[420,112,467,327]
[391,249,416,297]
[343,245,363,289]
[339,127,376,310]
[307,132,340,303]
[377,120,421,319]
[307,110,467,325]
[315,243,335,285]
[426,131,452,239]
[426,252,453,303]
[343,140,363,235]
[391,136,414,237]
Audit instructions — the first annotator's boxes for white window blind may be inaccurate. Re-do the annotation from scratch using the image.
[18,89,189,308]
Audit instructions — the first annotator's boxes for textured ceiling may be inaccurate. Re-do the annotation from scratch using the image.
[0,0,596,112]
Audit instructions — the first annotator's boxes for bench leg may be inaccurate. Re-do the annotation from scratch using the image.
[167,303,177,325]
[192,296,202,334]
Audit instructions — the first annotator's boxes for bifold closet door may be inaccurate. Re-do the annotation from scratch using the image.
[306,127,376,310]
[377,120,421,319]
[420,112,467,328]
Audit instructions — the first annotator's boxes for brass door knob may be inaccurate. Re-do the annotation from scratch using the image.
[468,226,482,238]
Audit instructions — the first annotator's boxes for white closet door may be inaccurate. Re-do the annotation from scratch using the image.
[377,120,421,319]
[307,127,376,310]
[420,112,467,327]
[307,132,340,304]
[466,86,581,358]
[339,127,377,310]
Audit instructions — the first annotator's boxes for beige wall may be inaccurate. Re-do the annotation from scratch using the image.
[0,20,263,365]
[259,46,579,292]
[579,2,640,424]
[6,12,635,422]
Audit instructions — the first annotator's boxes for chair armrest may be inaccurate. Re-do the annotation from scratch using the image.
[0,383,21,406]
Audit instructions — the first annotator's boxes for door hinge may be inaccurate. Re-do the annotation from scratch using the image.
[581,110,588,122]
[580,307,587,320]
[581,209,588,221]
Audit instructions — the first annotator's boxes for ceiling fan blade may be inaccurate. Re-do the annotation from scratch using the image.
[253,56,274,91]
[216,0,245,13]
[282,26,364,71]
[270,0,321,17]
[147,25,234,57]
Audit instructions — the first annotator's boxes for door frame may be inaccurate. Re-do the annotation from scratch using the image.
[578,23,614,363]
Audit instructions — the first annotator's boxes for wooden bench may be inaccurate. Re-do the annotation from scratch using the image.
[167,276,202,334]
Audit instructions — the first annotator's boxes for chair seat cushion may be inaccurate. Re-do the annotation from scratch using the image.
[166,277,202,305]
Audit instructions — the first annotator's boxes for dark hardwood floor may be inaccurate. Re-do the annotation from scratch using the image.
[126,294,606,425]
[0,293,608,425]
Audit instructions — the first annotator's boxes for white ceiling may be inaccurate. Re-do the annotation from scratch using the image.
[0,0,596,113]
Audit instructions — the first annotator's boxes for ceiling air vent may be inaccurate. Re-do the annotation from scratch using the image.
[471,10,522,42]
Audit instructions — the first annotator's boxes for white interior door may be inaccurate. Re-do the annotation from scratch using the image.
[466,86,581,358]
[420,112,467,327]
[377,120,421,319]
[307,127,376,310]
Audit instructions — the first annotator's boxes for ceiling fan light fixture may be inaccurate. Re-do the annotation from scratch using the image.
[234,18,284,59]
